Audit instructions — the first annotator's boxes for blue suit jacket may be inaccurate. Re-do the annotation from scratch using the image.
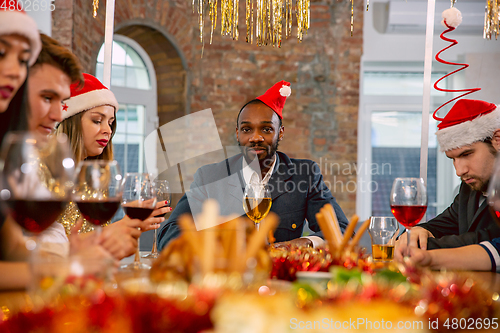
[157,151,349,251]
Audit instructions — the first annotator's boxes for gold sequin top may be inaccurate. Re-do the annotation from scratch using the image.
[58,202,111,235]
[39,159,109,235]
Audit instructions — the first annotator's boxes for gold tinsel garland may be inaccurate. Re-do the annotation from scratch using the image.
[484,0,500,40]
[193,0,310,48]
[93,0,99,18]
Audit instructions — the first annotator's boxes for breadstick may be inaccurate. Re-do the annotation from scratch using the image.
[178,214,203,258]
[228,218,246,272]
[324,204,344,248]
[315,211,336,252]
[201,200,219,274]
[340,214,359,250]
[346,218,370,252]
[244,213,278,263]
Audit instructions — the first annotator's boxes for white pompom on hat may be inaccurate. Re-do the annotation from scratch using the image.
[63,73,119,120]
[441,7,462,28]
[0,1,42,66]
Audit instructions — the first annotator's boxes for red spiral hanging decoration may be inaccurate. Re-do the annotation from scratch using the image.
[432,9,481,121]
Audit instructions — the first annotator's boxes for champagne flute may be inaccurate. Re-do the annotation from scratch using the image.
[73,161,122,236]
[243,183,272,230]
[0,132,74,251]
[143,179,170,259]
[121,173,156,270]
[390,177,427,258]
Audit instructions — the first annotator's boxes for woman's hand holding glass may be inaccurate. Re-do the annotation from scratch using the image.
[120,173,156,270]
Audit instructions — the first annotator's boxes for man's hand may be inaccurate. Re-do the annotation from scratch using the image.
[394,226,434,260]
[99,219,141,259]
[69,220,118,267]
[272,238,313,249]
[395,246,432,267]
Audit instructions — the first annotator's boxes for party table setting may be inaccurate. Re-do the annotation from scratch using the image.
[0,134,498,332]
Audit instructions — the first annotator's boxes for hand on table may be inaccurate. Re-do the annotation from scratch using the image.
[394,245,431,266]
[272,238,313,249]
[394,226,434,261]
[69,220,117,264]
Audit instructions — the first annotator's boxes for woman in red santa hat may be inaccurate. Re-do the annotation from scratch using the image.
[55,73,171,249]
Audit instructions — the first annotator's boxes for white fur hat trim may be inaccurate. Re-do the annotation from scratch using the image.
[63,89,119,120]
[436,106,500,152]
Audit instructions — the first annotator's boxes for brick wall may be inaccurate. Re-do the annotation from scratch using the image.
[52,0,363,217]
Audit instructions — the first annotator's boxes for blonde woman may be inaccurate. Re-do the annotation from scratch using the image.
[56,73,170,257]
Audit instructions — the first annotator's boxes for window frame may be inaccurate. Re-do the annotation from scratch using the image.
[96,34,158,176]
[356,63,460,221]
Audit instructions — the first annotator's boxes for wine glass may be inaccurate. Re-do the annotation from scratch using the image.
[143,179,170,259]
[368,217,399,262]
[0,132,74,251]
[121,173,157,270]
[487,157,500,227]
[390,177,427,258]
[72,161,123,236]
[243,183,272,230]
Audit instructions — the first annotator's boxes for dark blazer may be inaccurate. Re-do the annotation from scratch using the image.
[158,151,348,250]
[420,182,500,249]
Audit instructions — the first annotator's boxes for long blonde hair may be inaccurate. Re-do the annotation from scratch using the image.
[56,110,116,165]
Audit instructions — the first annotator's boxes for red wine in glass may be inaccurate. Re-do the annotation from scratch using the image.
[123,206,154,221]
[390,205,427,228]
[73,160,122,235]
[121,173,156,270]
[76,200,122,226]
[489,206,500,227]
[7,199,68,234]
[390,177,427,258]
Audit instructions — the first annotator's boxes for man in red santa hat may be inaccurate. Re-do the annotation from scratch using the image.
[395,99,500,262]
[158,81,349,250]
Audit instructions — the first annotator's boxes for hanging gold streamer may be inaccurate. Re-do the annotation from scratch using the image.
[93,0,99,18]
[350,0,354,37]
[246,0,251,43]
[484,0,500,40]
[209,0,218,44]
[297,0,308,42]
[193,0,322,49]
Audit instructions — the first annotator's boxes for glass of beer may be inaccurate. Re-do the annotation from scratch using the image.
[368,217,399,262]
[243,183,272,230]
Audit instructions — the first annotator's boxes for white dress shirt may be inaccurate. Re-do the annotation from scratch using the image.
[241,155,323,248]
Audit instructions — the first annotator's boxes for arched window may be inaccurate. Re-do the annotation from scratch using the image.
[96,35,158,176]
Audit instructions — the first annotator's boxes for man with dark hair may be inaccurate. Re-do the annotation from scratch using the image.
[27,33,83,137]
[396,99,500,260]
[158,81,349,250]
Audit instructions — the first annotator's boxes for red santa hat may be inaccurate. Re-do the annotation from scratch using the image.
[0,1,41,66]
[256,80,291,119]
[435,99,500,152]
[63,73,119,119]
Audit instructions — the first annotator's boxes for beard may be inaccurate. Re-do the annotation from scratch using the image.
[238,139,279,167]
[464,177,489,193]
